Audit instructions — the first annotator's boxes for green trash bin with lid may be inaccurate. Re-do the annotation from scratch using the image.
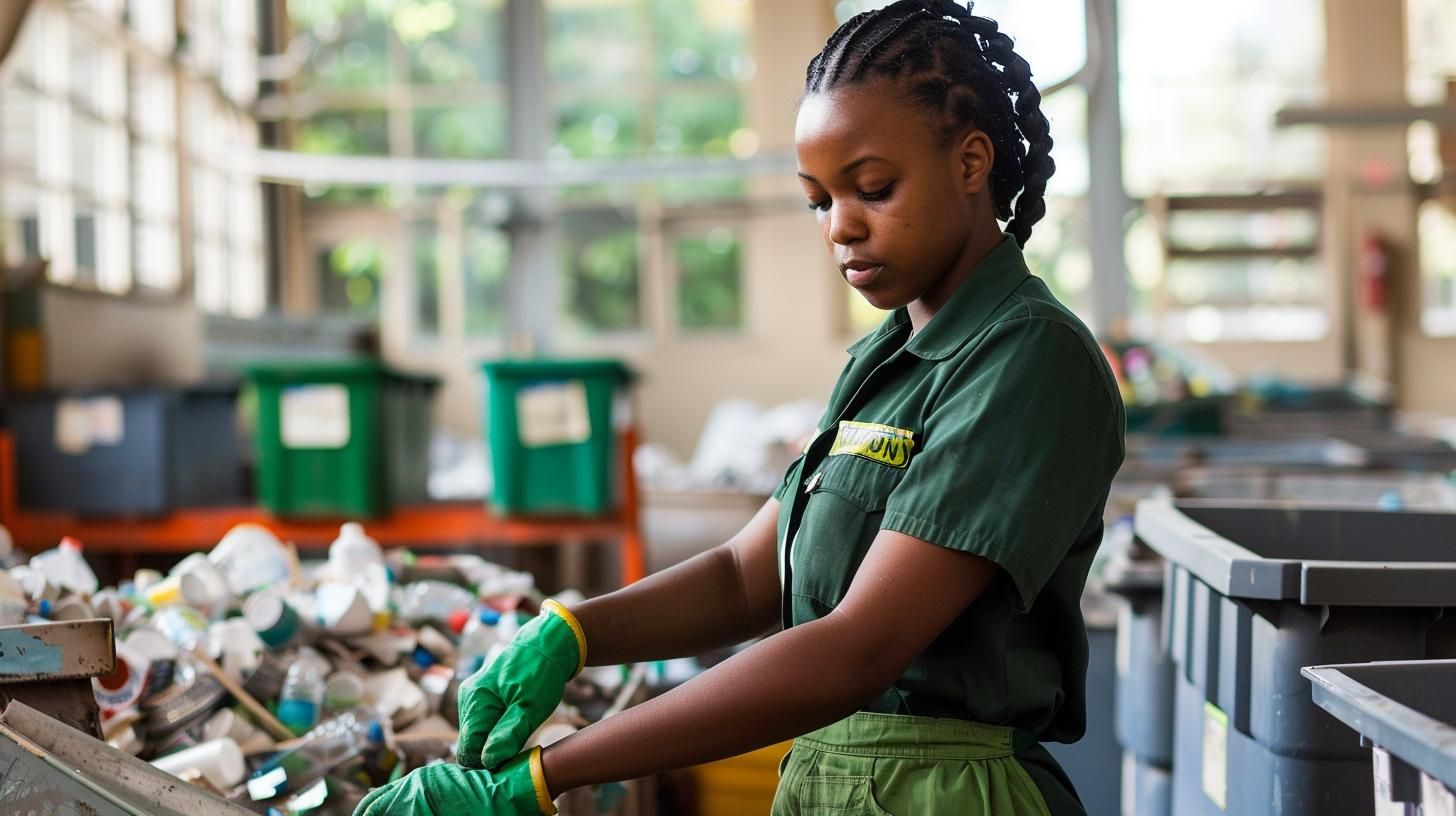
[245,359,439,518]
[480,359,633,516]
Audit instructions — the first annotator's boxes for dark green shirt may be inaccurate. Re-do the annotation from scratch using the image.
[773,235,1125,743]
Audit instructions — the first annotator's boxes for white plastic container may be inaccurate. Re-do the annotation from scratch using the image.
[29,537,98,595]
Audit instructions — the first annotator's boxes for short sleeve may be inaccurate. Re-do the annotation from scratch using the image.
[881,317,1124,611]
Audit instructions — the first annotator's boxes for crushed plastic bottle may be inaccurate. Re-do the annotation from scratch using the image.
[30,537,98,595]
[392,580,477,627]
[247,706,385,801]
[208,523,292,595]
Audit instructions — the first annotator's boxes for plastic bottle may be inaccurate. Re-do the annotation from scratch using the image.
[30,537,98,595]
[392,580,478,627]
[247,706,384,801]
[208,524,292,595]
[277,661,326,736]
[328,523,383,577]
[455,608,503,678]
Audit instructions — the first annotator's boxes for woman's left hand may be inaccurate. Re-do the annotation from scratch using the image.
[352,748,555,816]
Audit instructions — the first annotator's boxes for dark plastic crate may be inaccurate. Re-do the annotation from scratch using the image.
[1171,673,1370,816]
[1304,660,1456,813]
[1137,498,1456,815]
[9,386,242,516]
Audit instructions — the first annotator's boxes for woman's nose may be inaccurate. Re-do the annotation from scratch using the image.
[826,201,867,245]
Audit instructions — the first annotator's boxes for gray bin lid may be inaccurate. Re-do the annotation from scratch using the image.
[1135,496,1456,606]
[1303,660,1456,791]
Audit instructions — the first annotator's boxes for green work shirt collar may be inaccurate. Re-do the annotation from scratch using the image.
[846,233,1030,362]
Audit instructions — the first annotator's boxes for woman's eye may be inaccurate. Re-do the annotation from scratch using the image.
[860,184,894,202]
[806,199,831,212]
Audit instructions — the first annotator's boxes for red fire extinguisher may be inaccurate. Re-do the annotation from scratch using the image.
[1360,231,1389,313]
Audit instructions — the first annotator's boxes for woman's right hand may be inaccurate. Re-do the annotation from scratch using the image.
[456,599,587,770]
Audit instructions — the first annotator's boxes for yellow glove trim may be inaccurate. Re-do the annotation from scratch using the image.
[542,599,587,677]
[529,746,557,815]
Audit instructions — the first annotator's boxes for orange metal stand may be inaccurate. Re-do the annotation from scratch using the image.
[0,428,647,585]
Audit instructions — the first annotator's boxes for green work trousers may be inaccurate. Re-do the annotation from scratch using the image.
[770,712,1084,815]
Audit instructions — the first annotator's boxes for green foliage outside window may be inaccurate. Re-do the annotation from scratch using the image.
[675,227,742,331]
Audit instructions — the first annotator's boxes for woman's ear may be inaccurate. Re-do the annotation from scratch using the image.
[957,129,995,195]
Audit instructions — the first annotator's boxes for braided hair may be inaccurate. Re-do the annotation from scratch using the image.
[804,1,1054,248]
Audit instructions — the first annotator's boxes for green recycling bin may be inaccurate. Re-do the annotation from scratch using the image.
[480,359,633,516]
[245,360,439,518]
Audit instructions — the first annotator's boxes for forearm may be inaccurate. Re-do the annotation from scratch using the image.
[540,612,891,793]
[569,544,775,666]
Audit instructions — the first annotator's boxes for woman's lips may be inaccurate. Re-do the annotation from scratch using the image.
[843,264,884,287]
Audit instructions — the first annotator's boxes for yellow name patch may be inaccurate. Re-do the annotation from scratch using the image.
[828,421,915,468]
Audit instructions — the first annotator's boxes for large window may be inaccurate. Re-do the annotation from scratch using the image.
[1408,0,1456,336]
[0,1,267,316]
[1120,0,1329,343]
[288,0,751,343]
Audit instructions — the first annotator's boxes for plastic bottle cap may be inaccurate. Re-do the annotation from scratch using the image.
[411,645,437,669]
[59,537,81,552]
[368,721,384,743]
[477,608,502,626]
[37,599,51,618]
[448,609,470,635]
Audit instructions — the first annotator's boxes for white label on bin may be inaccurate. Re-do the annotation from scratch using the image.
[1202,702,1228,810]
[1424,774,1456,816]
[517,380,590,448]
[54,397,125,454]
[281,385,351,449]
[88,397,124,445]
[55,399,94,454]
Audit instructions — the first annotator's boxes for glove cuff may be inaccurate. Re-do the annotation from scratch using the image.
[542,599,587,676]
[529,746,557,815]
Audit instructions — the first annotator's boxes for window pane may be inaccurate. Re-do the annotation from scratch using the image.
[130,65,177,141]
[547,0,644,83]
[405,1,506,84]
[128,0,176,52]
[648,0,752,81]
[414,104,507,158]
[675,227,742,331]
[413,220,441,334]
[553,97,640,159]
[561,210,639,333]
[296,109,390,155]
[1120,0,1326,195]
[0,86,41,177]
[464,225,509,336]
[290,2,392,90]
[1420,199,1456,336]
[654,92,740,157]
[1,181,42,269]
[319,238,382,316]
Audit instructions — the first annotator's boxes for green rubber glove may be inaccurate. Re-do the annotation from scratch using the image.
[457,599,587,770]
[353,748,555,816]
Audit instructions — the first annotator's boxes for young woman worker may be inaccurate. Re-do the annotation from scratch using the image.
[356,2,1124,813]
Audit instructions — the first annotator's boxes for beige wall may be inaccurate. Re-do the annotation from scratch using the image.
[41,288,205,388]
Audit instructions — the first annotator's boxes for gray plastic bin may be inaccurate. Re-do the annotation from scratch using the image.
[1174,466,1456,510]
[1136,497,1456,815]
[9,385,243,516]
[1304,660,1456,814]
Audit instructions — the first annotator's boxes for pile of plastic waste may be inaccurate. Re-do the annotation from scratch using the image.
[0,523,631,815]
